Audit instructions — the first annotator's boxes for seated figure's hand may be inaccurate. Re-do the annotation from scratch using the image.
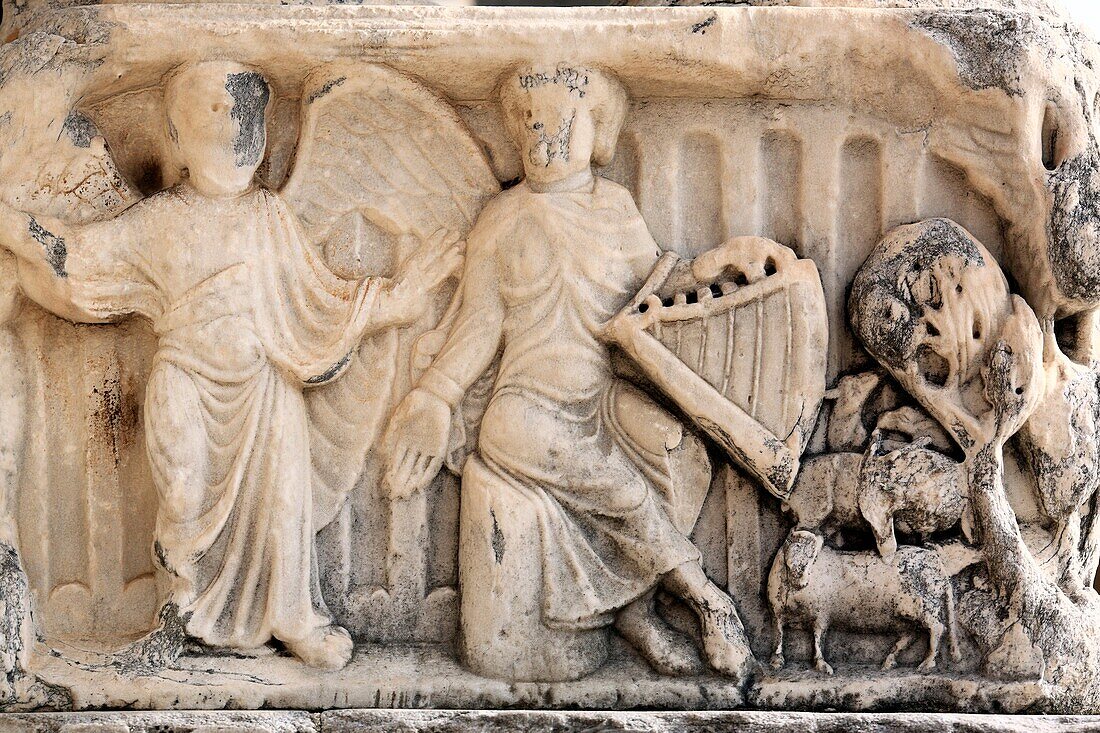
[385,229,465,325]
[385,387,452,498]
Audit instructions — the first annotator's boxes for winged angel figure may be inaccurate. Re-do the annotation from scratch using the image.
[0,59,498,670]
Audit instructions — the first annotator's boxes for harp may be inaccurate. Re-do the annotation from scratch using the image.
[603,237,828,499]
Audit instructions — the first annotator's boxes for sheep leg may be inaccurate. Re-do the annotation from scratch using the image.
[813,620,833,675]
[771,618,785,669]
[918,620,944,672]
[881,633,915,670]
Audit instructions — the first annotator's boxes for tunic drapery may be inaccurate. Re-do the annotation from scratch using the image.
[20,184,389,648]
[420,178,702,630]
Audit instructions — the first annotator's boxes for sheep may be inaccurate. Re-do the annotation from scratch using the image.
[767,529,977,675]
[782,432,972,557]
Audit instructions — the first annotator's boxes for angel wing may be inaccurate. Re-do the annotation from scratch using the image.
[281,63,500,529]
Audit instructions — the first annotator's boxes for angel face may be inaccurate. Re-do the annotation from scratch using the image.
[165,62,271,198]
[500,65,627,190]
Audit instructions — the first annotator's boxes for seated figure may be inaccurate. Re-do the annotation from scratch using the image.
[387,63,759,682]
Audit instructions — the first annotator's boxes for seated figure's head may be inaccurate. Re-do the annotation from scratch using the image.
[164,60,271,197]
[498,64,627,188]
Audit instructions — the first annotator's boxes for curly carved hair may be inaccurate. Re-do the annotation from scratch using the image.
[497,63,628,168]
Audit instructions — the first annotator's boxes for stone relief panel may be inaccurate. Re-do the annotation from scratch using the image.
[0,0,1097,718]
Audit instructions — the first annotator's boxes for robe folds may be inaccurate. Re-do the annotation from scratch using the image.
[420,178,706,630]
[19,184,392,648]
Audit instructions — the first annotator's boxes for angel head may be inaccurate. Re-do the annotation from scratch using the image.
[498,63,627,188]
[164,60,271,198]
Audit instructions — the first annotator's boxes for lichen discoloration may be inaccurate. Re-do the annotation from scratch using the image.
[305,351,352,385]
[0,541,32,702]
[0,539,72,711]
[1047,149,1100,305]
[910,10,1031,96]
[225,70,269,169]
[308,76,346,104]
[27,216,67,278]
[111,602,188,676]
[61,110,97,149]
[691,14,717,34]
[490,508,505,564]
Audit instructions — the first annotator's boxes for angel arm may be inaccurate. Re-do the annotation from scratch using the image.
[0,201,141,323]
[360,230,466,337]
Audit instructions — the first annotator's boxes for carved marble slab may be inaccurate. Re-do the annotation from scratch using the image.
[0,0,1098,718]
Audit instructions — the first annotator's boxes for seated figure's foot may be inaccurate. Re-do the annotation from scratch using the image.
[698,594,758,682]
[615,599,702,676]
[654,591,702,642]
[285,625,353,670]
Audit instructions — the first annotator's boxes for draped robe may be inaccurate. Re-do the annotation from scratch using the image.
[17,184,389,648]
[420,178,704,629]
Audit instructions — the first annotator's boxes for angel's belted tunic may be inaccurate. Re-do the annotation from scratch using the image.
[18,183,388,649]
[420,177,703,629]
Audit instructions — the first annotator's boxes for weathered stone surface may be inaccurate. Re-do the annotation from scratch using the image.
[321,710,1100,732]
[0,711,318,732]
[0,0,1098,717]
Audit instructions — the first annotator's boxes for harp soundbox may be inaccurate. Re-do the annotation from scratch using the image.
[602,236,828,499]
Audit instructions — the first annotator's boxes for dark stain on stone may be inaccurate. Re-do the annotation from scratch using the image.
[91,377,139,468]
[27,217,67,278]
[910,10,1029,97]
[308,75,346,104]
[691,14,717,34]
[490,508,505,564]
[518,67,589,98]
[153,539,173,575]
[225,70,270,169]
[305,351,353,385]
[111,602,188,676]
[61,110,96,148]
[135,158,163,196]
[0,540,73,710]
[1048,147,1100,305]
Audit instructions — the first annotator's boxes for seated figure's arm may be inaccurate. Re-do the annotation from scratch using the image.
[384,227,505,496]
[415,234,504,409]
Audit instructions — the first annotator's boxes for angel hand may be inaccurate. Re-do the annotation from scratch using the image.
[395,229,466,295]
[384,387,452,499]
